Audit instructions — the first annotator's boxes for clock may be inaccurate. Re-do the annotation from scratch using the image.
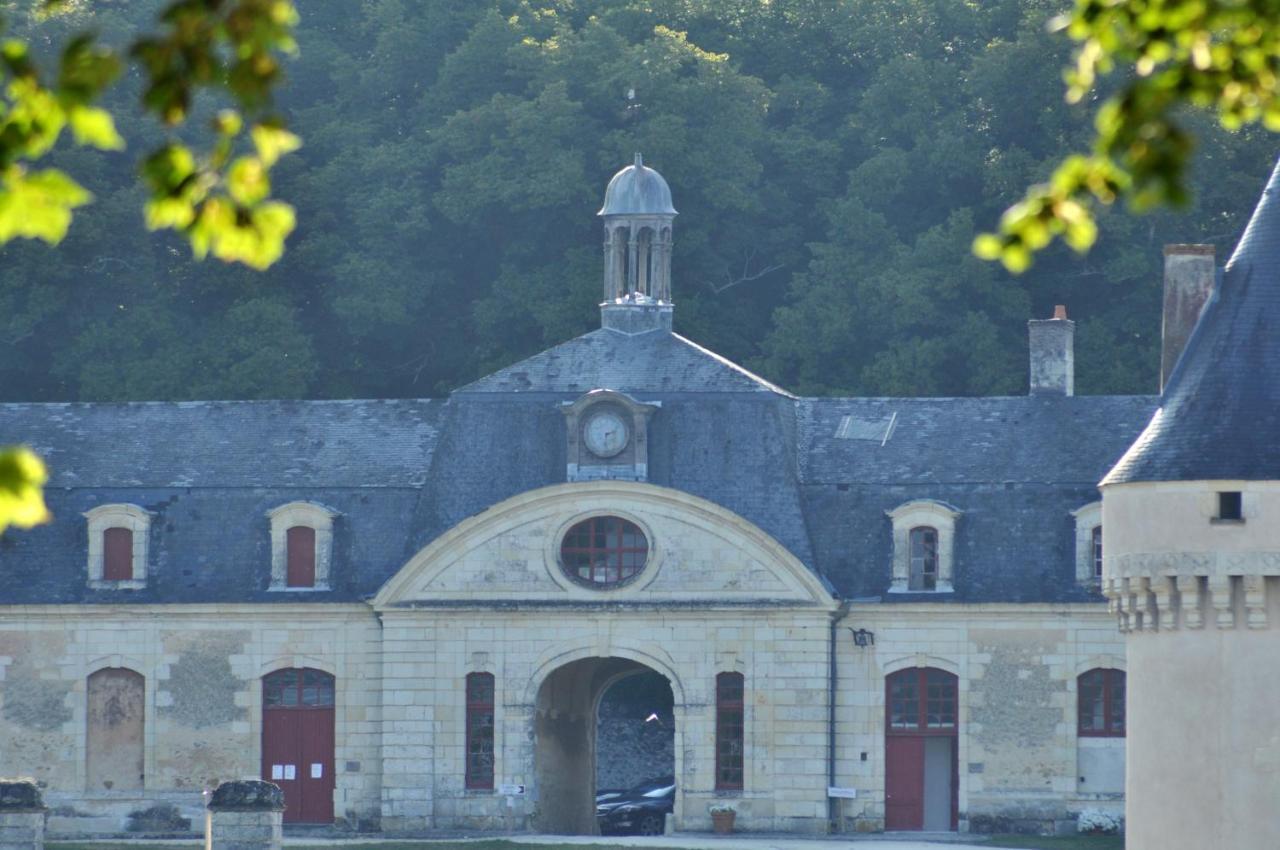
[583,409,629,458]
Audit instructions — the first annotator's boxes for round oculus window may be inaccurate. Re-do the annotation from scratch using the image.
[560,516,649,587]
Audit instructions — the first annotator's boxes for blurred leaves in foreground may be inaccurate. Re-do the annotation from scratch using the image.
[978,0,1280,271]
[0,0,300,268]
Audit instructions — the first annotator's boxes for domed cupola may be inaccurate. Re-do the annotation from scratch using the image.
[599,153,678,216]
[598,154,677,332]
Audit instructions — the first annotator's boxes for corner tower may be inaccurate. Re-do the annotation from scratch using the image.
[598,154,677,333]
[1099,156,1280,850]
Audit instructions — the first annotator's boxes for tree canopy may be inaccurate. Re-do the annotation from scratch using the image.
[1,0,1275,408]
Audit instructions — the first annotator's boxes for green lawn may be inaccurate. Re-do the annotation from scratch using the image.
[985,835,1124,850]
[49,843,698,850]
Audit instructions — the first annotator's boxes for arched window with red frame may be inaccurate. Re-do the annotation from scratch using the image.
[1078,668,1125,736]
[887,667,957,733]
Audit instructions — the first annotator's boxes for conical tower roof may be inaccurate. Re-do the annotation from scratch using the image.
[1104,155,1280,484]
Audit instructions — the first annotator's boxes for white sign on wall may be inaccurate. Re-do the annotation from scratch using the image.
[498,783,526,796]
[827,786,858,799]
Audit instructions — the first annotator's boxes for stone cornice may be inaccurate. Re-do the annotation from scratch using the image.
[1102,551,1279,632]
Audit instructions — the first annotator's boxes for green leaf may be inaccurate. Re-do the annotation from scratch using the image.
[0,167,92,244]
[67,106,125,150]
[227,156,269,205]
[250,123,301,167]
[0,446,51,534]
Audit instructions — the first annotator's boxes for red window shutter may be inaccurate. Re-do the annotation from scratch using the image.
[286,526,316,588]
[103,528,133,581]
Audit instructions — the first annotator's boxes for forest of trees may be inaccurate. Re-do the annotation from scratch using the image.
[2,0,1275,402]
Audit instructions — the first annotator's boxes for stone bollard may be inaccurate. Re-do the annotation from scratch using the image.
[206,780,284,850]
[0,780,46,850]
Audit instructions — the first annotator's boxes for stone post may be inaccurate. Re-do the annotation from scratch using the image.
[0,780,46,850]
[206,780,284,850]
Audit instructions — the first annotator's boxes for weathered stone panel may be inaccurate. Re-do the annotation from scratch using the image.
[86,668,144,792]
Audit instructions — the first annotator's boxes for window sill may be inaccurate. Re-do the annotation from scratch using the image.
[1210,518,1246,526]
[88,580,145,590]
[887,585,954,594]
[267,585,331,592]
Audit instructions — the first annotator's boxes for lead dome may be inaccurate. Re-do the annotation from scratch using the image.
[598,153,678,216]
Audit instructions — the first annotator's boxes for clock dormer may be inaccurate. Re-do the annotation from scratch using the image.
[561,389,659,482]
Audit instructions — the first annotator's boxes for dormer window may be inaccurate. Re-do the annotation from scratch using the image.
[286,526,316,588]
[887,501,960,593]
[267,502,336,591]
[84,504,151,589]
[1071,501,1104,584]
[1092,525,1103,580]
[908,527,938,591]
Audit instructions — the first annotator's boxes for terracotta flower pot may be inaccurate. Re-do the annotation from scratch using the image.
[711,810,736,834]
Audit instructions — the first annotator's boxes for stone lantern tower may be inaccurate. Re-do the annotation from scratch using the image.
[1099,157,1280,850]
[598,154,677,333]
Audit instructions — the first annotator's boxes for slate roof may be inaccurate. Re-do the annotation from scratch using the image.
[0,327,1158,606]
[0,401,443,604]
[599,154,678,216]
[457,326,793,396]
[1105,155,1280,484]
[799,396,1155,602]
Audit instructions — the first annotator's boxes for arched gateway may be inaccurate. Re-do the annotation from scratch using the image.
[533,656,678,834]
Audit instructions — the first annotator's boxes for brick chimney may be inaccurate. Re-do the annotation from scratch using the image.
[1160,244,1215,392]
[1028,305,1074,396]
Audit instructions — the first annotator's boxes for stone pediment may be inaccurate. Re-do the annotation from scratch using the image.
[374,481,833,609]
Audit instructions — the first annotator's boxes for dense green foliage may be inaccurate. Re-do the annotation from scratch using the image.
[1,0,1275,403]
[978,0,1280,272]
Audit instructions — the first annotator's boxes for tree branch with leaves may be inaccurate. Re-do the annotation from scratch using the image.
[0,0,300,533]
[975,0,1280,272]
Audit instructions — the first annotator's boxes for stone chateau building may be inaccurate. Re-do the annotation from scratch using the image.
[0,154,1271,838]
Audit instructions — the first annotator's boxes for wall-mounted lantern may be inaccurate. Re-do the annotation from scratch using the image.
[849,628,875,648]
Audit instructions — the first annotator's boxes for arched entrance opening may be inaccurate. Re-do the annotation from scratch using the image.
[885,667,958,831]
[533,657,676,835]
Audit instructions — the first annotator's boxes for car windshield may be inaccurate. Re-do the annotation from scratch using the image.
[628,776,675,797]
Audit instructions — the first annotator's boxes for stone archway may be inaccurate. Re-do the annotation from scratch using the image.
[533,657,677,835]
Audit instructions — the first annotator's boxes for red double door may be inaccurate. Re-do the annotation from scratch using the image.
[262,668,335,823]
[884,668,958,831]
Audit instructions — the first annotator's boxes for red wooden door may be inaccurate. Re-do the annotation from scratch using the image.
[885,735,925,829]
[885,667,959,831]
[262,669,335,823]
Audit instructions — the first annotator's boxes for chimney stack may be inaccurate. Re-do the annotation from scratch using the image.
[1161,244,1215,392]
[1028,305,1074,396]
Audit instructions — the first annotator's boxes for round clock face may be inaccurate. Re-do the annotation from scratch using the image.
[583,410,629,458]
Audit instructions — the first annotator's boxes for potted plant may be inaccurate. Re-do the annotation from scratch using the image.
[709,802,736,834]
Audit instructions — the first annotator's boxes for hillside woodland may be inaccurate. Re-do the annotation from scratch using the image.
[1,0,1274,401]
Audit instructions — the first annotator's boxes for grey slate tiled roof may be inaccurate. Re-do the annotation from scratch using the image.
[1105,155,1280,484]
[458,327,793,396]
[799,396,1156,601]
[0,325,1158,606]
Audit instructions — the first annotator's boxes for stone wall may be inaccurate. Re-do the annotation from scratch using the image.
[595,672,675,791]
[0,606,382,833]
[830,603,1125,835]
[1102,481,1280,850]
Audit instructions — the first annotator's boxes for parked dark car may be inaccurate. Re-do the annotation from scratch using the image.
[595,775,675,835]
